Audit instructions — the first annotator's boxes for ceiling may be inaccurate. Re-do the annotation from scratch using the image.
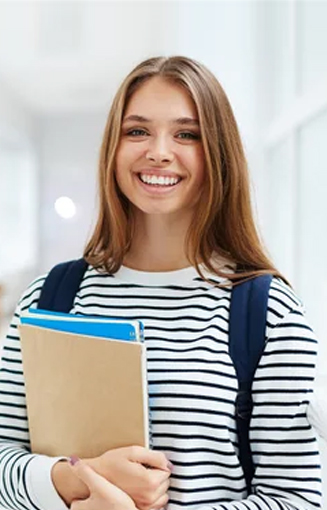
[0,1,178,114]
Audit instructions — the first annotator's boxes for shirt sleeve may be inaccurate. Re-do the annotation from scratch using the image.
[308,374,327,442]
[191,304,322,510]
[0,276,69,510]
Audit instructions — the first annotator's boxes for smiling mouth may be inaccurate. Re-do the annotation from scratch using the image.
[138,173,182,187]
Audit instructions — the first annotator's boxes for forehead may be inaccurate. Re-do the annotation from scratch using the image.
[124,77,198,119]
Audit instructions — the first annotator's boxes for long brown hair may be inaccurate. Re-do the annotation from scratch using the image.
[84,56,285,283]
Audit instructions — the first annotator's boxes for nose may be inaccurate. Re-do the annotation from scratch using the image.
[145,135,173,164]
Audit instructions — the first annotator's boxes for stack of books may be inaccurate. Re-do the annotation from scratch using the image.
[19,309,149,458]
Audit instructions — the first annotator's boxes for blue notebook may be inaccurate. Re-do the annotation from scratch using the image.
[21,308,144,342]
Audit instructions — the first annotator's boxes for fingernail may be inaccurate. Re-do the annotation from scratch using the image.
[69,455,80,466]
[167,461,174,471]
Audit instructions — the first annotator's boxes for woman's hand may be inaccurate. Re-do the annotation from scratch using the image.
[86,445,172,510]
[52,446,172,509]
[70,456,138,510]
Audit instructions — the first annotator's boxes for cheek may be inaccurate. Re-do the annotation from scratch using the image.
[196,159,206,181]
[115,144,125,172]
[114,160,122,189]
[114,150,127,193]
[114,145,131,188]
[192,148,206,185]
[116,141,146,166]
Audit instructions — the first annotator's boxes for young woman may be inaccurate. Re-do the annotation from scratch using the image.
[0,56,322,510]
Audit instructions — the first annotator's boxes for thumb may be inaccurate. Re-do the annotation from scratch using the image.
[69,456,136,508]
[69,456,109,493]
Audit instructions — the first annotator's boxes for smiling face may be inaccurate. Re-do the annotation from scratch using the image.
[115,77,206,226]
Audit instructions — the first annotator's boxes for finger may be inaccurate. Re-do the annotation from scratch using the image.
[70,456,135,505]
[149,467,171,487]
[152,479,170,504]
[71,499,89,510]
[69,456,112,494]
[155,492,170,508]
[129,447,173,472]
[147,492,169,510]
[138,479,170,510]
[158,478,170,493]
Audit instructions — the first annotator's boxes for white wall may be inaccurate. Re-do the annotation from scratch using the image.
[162,1,258,153]
[0,80,35,137]
[0,79,39,317]
[38,112,107,273]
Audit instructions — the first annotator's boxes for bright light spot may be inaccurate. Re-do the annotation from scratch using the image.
[54,196,76,219]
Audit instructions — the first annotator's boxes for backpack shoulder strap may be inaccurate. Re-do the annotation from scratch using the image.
[37,258,88,312]
[229,274,273,494]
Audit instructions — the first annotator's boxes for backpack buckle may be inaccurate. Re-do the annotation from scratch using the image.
[236,390,252,420]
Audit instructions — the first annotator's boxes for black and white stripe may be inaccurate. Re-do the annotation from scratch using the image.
[0,265,322,510]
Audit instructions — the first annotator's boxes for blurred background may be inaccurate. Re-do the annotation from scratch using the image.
[0,0,326,502]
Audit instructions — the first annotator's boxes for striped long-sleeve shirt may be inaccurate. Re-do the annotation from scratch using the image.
[0,264,322,510]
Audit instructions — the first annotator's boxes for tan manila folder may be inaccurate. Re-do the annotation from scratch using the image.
[19,324,149,458]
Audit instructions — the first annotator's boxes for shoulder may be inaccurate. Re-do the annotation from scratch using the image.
[18,261,112,313]
[11,260,94,322]
[268,277,303,316]
[18,274,47,313]
[266,277,304,332]
[266,276,315,339]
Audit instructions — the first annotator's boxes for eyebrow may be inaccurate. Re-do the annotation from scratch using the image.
[123,115,200,126]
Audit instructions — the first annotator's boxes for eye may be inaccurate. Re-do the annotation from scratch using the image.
[176,131,200,141]
[126,128,149,137]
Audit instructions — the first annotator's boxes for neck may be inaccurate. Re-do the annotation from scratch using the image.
[123,213,192,272]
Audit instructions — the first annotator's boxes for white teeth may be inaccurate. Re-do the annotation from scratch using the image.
[139,174,179,186]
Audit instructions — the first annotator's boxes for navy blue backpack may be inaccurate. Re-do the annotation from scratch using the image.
[37,258,272,495]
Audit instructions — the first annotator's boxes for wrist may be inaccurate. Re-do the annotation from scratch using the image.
[51,459,89,506]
